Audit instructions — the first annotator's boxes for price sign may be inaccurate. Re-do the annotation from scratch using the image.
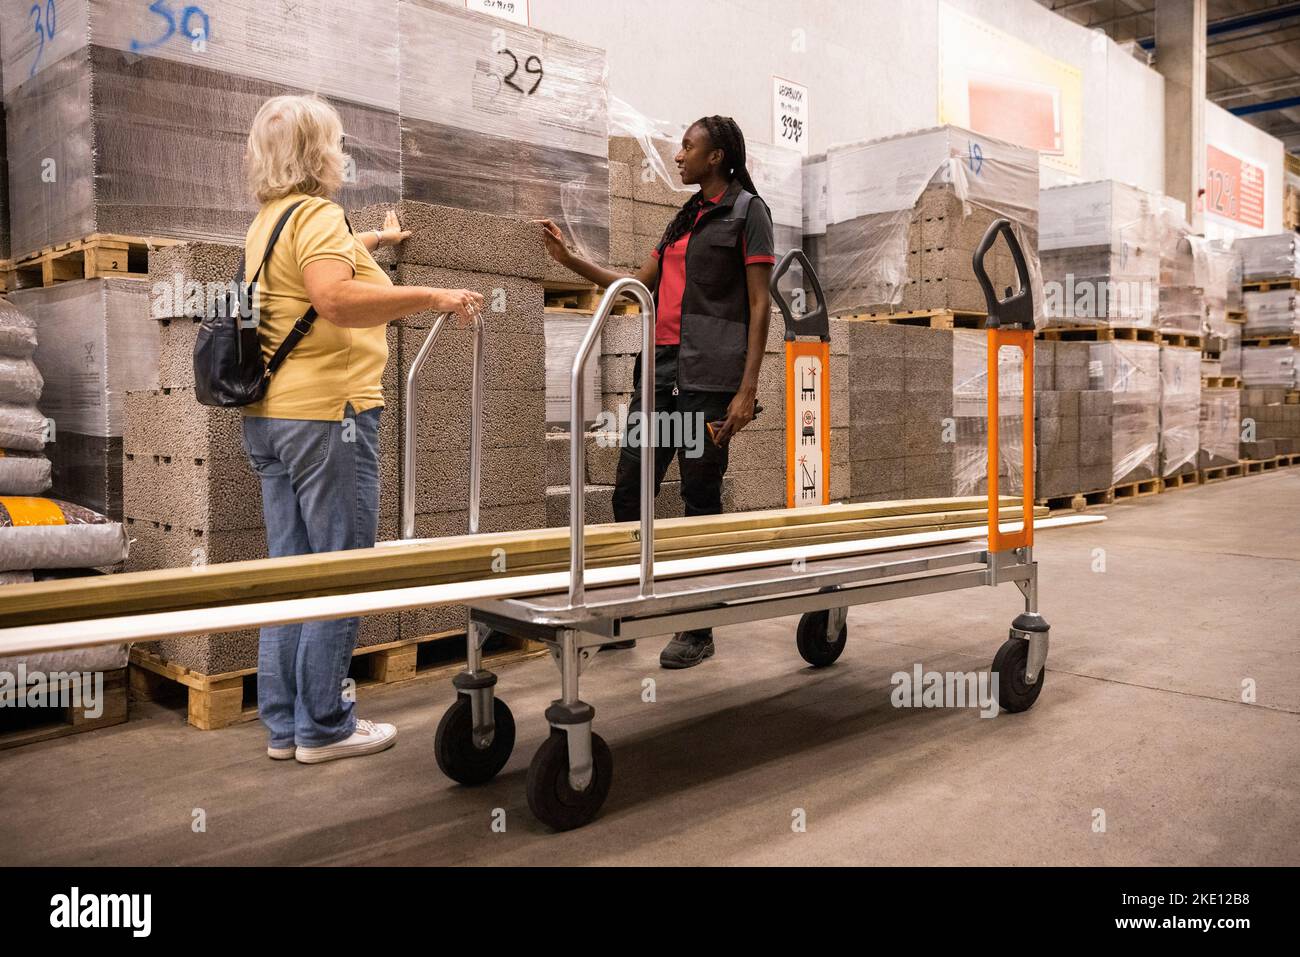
[466,0,529,26]
[1207,144,1265,230]
[773,76,809,157]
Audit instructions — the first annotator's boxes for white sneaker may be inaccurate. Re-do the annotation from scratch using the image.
[295,719,398,764]
[268,745,296,761]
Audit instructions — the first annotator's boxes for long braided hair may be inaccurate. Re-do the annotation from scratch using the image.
[659,115,760,250]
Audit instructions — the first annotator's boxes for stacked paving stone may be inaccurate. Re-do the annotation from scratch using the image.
[1032,340,1114,499]
[125,241,402,674]
[11,279,157,519]
[1198,388,1240,470]
[1158,346,1201,480]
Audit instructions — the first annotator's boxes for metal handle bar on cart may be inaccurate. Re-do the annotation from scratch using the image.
[401,311,484,540]
[972,218,1035,553]
[568,278,657,608]
[770,248,830,341]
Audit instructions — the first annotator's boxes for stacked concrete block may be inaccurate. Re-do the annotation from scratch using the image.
[1243,289,1300,337]
[1032,339,1112,497]
[11,279,156,519]
[1237,233,1300,281]
[400,1,609,274]
[1158,346,1201,479]
[1088,340,1161,485]
[1198,388,1240,470]
[1077,390,1115,494]
[1035,391,1080,499]
[0,0,400,259]
[607,136,684,270]
[1240,390,1300,455]
[1241,345,1298,389]
[821,127,1038,317]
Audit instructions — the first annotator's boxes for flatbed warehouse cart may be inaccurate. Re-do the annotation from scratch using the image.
[426,222,1052,831]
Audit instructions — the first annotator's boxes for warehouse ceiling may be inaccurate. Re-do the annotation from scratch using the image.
[1036,0,1300,154]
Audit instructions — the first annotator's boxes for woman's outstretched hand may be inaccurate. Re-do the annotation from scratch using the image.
[429,288,486,326]
[377,209,411,247]
[536,219,571,265]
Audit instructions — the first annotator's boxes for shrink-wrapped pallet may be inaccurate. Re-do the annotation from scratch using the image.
[1088,340,1161,484]
[1243,289,1300,337]
[1198,388,1240,469]
[1158,346,1200,478]
[1237,234,1300,282]
[1242,346,1298,389]
[0,0,401,257]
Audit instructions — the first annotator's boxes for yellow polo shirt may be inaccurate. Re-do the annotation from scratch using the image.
[242,194,392,421]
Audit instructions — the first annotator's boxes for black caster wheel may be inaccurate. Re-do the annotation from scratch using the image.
[991,637,1044,714]
[525,729,613,831]
[434,694,516,785]
[796,610,847,667]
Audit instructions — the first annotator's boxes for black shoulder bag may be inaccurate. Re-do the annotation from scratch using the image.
[193,200,320,407]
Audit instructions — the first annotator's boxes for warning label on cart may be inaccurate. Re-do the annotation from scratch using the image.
[785,341,830,507]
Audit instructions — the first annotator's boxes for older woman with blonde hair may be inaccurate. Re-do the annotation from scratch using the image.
[242,94,484,765]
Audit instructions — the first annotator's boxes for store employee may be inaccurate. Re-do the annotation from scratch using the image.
[539,115,775,670]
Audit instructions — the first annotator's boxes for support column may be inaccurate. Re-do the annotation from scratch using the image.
[1155,0,1207,231]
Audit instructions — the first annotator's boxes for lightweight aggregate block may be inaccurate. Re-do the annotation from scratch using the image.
[1034,340,1055,392]
[400,326,545,393]
[851,457,905,498]
[609,160,634,200]
[124,518,267,571]
[124,388,244,460]
[601,315,648,355]
[852,353,904,393]
[413,389,545,452]
[727,469,786,510]
[394,264,544,335]
[726,430,787,473]
[903,453,956,491]
[851,390,905,425]
[413,446,544,513]
[1037,466,1081,499]
[546,484,615,527]
[124,453,260,532]
[410,503,547,539]
[1079,390,1113,417]
[398,604,470,646]
[633,202,679,240]
[903,355,953,393]
[1036,416,1063,448]
[1036,391,1080,419]
[147,242,244,311]
[360,201,546,279]
[850,421,906,461]
[830,388,850,428]
[1039,442,1078,472]
[830,427,850,467]
[1079,465,1111,492]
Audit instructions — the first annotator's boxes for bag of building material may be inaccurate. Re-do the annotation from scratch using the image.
[0,449,52,495]
[0,299,37,358]
[0,355,44,405]
[0,402,48,452]
[0,497,129,571]
[0,570,131,677]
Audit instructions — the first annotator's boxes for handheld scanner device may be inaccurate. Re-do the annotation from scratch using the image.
[973,219,1035,552]
[770,248,829,342]
[973,218,1034,330]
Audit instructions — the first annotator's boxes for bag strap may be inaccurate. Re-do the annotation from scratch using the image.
[249,199,308,286]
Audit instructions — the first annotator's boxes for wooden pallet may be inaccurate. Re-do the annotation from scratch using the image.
[1278,453,1300,467]
[1201,376,1241,389]
[128,630,546,731]
[1198,462,1244,484]
[0,668,128,750]
[1242,334,1300,349]
[1243,277,1300,292]
[9,233,185,289]
[1159,471,1198,492]
[543,282,641,315]
[1226,309,1246,325]
[1038,324,1159,343]
[1035,486,1114,512]
[845,308,987,329]
[1112,477,1161,500]
[0,259,16,293]
[1159,332,1203,350]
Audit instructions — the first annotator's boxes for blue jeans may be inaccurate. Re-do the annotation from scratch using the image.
[241,404,381,748]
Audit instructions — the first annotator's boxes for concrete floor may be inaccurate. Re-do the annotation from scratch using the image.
[2,470,1298,865]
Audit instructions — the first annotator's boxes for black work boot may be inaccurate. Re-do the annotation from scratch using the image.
[659,630,715,669]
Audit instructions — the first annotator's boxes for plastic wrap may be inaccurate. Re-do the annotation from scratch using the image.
[0,449,52,495]
[1243,290,1300,337]
[1040,181,1162,328]
[1242,346,1298,389]
[1159,346,1200,477]
[13,279,155,438]
[1,0,401,256]
[1199,387,1240,469]
[1088,340,1160,484]
[0,401,47,451]
[1158,284,1204,336]
[823,126,1041,321]
[1221,325,1243,378]
[1199,240,1237,335]
[0,299,37,358]
[1236,234,1300,282]
[400,0,609,262]
[952,330,1024,498]
[0,496,129,571]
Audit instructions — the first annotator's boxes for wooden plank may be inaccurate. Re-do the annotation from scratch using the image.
[0,499,1025,629]
[0,669,128,750]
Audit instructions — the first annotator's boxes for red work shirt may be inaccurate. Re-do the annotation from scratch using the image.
[651,191,776,345]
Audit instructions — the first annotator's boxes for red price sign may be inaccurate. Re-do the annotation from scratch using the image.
[1207,144,1265,229]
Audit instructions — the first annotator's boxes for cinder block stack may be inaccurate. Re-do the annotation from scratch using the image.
[607,136,684,270]
[1158,346,1201,480]
[11,279,156,519]
[820,127,1037,317]
[0,0,400,259]
[1243,289,1299,337]
[1240,389,1300,458]
[355,201,549,638]
[1237,234,1300,282]
[1088,340,1161,486]
[124,240,402,675]
[1198,388,1240,470]
[399,1,610,277]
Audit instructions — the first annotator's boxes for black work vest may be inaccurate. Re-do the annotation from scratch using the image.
[646,181,764,394]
